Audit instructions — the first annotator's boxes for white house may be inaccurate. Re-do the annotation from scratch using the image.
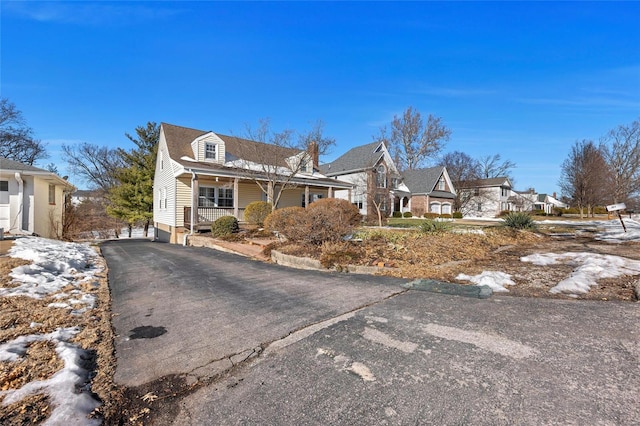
[0,157,74,238]
[153,123,353,243]
[459,177,514,218]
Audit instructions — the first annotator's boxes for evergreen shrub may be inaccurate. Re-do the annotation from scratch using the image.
[244,201,272,226]
[211,216,239,237]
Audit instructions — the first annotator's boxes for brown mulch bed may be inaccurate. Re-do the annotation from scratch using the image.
[273,227,639,302]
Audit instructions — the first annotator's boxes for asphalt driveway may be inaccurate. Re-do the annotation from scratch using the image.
[103,239,640,425]
[102,239,407,387]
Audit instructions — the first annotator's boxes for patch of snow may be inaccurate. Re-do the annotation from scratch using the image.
[1,236,104,423]
[3,238,100,312]
[456,271,516,292]
[0,329,101,426]
[594,218,640,243]
[521,252,640,294]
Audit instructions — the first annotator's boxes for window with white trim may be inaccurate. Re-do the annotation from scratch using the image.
[376,164,387,188]
[0,180,8,204]
[352,193,364,210]
[48,184,56,205]
[218,188,233,207]
[438,177,445,191]
[430,202,441,214]
[205,143,217,160]
[501,187,509,197]
[199,187,233,208]
[442,203,451,214]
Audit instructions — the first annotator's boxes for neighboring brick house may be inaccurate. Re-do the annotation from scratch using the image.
[153,123,352,243]
[401,167,456,217]
[0,157,74,238]
[320,142,457,218]
[320,141,407,218]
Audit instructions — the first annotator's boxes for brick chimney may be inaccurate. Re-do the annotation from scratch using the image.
[309,141,319,169]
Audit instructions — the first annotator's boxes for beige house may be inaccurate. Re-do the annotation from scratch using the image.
[153,123,353,243]
[0,157,74,239]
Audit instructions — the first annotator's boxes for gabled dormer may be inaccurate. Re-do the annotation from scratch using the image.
[191,132,227,165]
[286,151,314,175]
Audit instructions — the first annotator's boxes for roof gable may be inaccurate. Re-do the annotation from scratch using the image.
[401,166,455,195]
[320,141,386,175]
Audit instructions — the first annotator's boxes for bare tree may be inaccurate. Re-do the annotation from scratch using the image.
[478,154,516,181]
[62,142,124,192]
[231,118,308,209]
[0,98,47,165]
[559,140,609,218]
[298,120,336,167]
[375,106,451,171]
[438,151,481,212]
[599,117,640,204]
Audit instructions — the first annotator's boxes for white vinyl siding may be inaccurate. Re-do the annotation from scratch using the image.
[192,133,226,164]
[154,131,179,227]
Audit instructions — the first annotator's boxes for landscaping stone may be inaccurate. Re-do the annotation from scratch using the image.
[403,279,493,299]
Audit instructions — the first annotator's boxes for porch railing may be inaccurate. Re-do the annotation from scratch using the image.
[184,207,245,229]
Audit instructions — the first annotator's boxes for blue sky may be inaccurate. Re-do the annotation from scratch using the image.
[2,1,639,194]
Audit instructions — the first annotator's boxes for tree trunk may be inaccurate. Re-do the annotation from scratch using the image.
[144,220,150,237]
[128,224,132,238]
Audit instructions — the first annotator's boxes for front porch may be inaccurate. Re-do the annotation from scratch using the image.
[184,206,246,231]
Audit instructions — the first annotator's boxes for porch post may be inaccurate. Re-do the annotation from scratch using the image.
[305,185,310,208]
[267,182,274,205]
[328,186,333,198]
[191,173,199,232]
[233,177,239,218]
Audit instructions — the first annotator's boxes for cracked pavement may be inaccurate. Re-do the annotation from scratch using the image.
[102,239,406,387]
[103,239,640,425]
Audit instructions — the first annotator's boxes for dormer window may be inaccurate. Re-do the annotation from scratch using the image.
[205,143,217,160]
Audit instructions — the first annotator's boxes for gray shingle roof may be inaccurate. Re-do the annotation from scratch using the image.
[459,176,511,189]
[0,157,49,173]
[320,141,384,175]
[401,166,445,194]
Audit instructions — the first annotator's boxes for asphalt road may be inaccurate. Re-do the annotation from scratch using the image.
[103,239,640,425]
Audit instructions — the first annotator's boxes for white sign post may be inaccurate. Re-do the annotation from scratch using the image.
[606,203,627,232]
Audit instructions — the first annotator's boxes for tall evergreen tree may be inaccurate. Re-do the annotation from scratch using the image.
[107,122,159,236]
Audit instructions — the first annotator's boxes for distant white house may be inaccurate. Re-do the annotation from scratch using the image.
[460,178,569,218]
[459,177,514,218]
[0,157,75,238]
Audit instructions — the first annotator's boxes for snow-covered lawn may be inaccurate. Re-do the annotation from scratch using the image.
[0,237,104,425]
[457,218,640,296]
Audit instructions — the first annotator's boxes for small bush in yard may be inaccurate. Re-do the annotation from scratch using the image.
[244,201,272,226]
[502,212,537,230]
[305,198,362,244]
[423,212,438,219]
[452,211,463,219]
[419,219,450,234]
[264,206,306,239]
[211,216,239,237]
[403,211,413,218]
[392,211,403,218]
